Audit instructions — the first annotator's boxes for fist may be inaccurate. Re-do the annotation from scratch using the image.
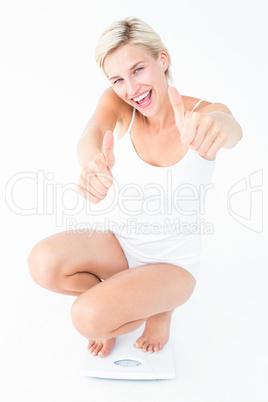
[77,131,115,204]
[168,86,227,160]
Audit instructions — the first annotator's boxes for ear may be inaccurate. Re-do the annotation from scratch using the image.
[159,50,169,72]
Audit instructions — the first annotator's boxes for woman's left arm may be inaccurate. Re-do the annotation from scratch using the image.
[199,103,243,149]
[168,86,243,160]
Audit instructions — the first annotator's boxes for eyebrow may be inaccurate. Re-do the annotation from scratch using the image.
[108,61,144,81]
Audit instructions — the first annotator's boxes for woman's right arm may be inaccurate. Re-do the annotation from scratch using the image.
[77,87,122,167]
[76,87,123,204]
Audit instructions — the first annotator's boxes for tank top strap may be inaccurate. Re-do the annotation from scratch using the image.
[191,99,204,112]
[114,107,135,144]
[127,107,136,133]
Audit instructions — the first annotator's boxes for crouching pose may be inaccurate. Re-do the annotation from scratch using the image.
[28,17,242,358]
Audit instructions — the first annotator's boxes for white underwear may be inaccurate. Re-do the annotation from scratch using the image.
[114,232,200,281]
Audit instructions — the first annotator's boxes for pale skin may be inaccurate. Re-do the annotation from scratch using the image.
[28,43,243,358]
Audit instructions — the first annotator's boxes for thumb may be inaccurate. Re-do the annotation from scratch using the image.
[102,130,115,169]
[168,86,185,133]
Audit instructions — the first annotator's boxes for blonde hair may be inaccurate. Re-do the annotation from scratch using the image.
[95,17,173,84]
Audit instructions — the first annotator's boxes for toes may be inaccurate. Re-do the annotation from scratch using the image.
[88,339,116,358]
[134,337,146,349]
[91,342,103,356]
[145,343,160,353]
[147,346,153,353]
[88,340,94,350]
[98,347,109,358]
[134,338,161,353]
[88,342,97,353]
[134,337,164,353]
[98,342,112,357]
[141,342,150,352]
[148,343,158,353]
[154,343,160,353]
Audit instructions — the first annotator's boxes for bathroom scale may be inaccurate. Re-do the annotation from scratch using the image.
[80,324,176,380]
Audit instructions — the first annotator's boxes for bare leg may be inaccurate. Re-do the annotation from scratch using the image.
[71,263,196,355]
[28,229,129,296]
[28,231,196,358]
[28,229,129,356]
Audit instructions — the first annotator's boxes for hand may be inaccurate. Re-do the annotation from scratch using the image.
[77,131,115,204]
[168,86,227,160]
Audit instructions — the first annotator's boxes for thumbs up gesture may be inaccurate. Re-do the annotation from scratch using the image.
[168,86,227,160]
[102,130,115,170]
[77,131,115,204]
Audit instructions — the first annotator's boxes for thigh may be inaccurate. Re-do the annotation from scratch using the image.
[29,229,129,280]
[75,263,196,330]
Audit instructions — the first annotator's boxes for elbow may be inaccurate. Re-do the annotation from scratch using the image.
[223,124,243,149]
[238,125,243,141]
[235,124,243,145]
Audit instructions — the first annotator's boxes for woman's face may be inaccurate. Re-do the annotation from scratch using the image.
[103,44,169,116]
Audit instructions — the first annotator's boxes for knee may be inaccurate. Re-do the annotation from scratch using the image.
[27,240,61,290]
[70,296,104,339]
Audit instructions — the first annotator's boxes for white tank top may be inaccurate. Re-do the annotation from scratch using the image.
[108,100,216,265]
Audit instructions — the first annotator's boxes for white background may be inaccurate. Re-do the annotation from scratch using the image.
[1,0,267,401]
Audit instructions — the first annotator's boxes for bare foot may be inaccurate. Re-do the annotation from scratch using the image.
[88,337,116,358]
[134,311,173,353]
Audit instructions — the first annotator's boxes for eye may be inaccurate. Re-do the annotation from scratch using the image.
[134,67,143,74]
[114,78,123,84]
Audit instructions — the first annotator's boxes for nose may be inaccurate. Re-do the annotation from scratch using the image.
[125,78,140,99]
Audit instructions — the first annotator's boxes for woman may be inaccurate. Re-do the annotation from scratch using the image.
[28,17,242,358]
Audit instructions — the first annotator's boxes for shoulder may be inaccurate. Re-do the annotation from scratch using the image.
[182,95,211,112]
[100,87,133,140]
[183,95,234,116]
[99,86,131,121]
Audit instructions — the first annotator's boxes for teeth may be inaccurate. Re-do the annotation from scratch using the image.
[133,90,150,102]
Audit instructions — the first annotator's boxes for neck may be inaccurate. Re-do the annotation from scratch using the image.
[142,89,176,135]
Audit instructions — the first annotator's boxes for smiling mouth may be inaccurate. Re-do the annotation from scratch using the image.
[132,89,152,106]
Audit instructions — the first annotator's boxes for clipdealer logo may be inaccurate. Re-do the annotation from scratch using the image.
[227,169,263,233]
[5,169,214,228]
